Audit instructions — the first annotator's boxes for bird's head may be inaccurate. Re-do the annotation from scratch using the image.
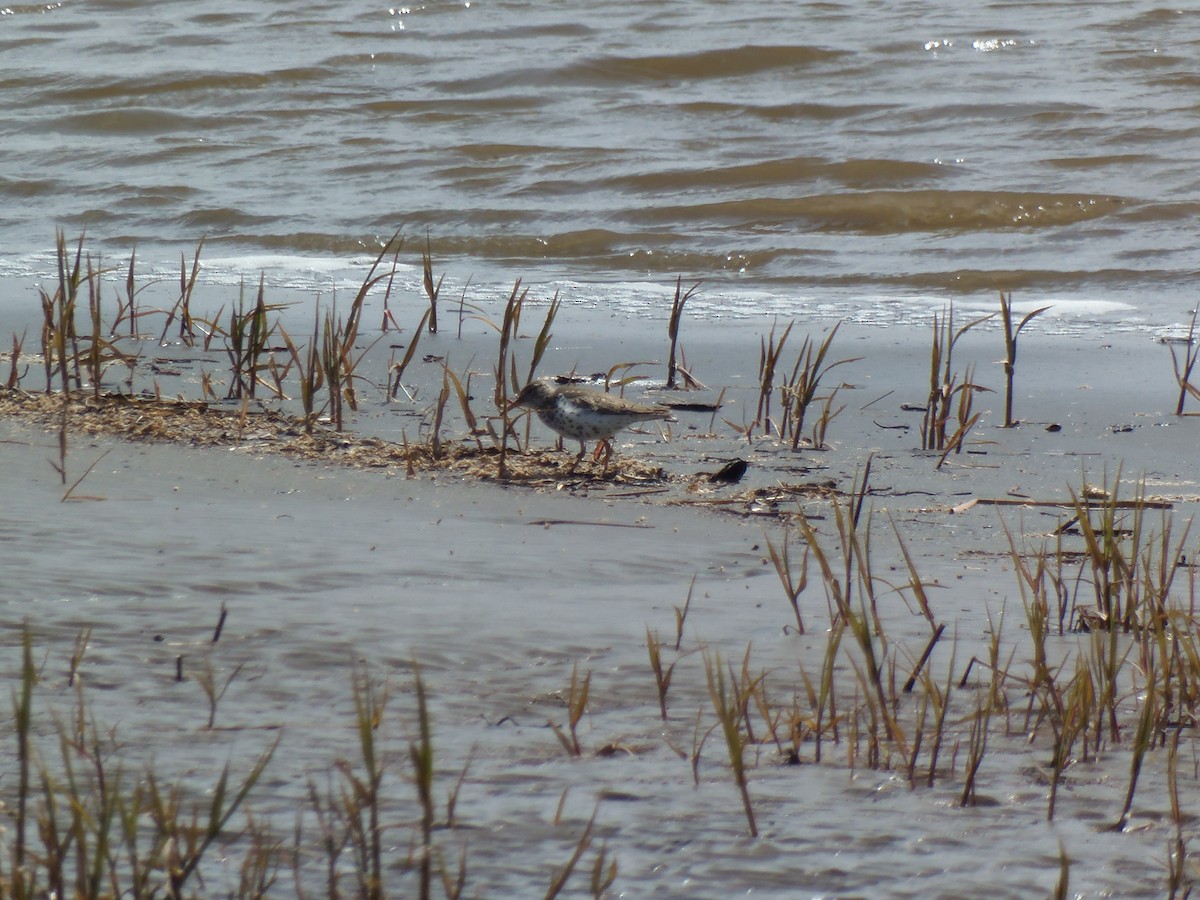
[510,380,556,412]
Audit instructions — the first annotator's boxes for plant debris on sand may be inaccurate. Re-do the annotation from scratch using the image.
[0,388,670,485]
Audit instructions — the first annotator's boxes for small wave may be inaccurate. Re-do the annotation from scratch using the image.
[633,191,1129,233]
[43,108,217,136]
[30,71,282,105]
[572,44,847,84]
[173,208,274,230]
[598,157,949,194]
[678,100,892,122]
[0,175,59,199]
[442,44,845,93]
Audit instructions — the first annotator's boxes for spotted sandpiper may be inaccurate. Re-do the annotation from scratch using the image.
[511,380,672,470]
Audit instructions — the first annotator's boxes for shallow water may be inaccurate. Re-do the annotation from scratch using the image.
[3,0,1199,327]
[1,420,1191,898]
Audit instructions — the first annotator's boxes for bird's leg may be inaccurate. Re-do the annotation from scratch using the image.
[569,441,587,472]
[600,440,615,477]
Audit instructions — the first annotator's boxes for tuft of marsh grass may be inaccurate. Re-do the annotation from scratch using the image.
[1047,659,1095,821]
[702,648,758,837]
[39,229,86,395]
[492,280,528,477]
[158,237,205,347]
[959,688,994,807]
[66,626,92,689]
[998,290,1050,427]
[765,528,808,634]
[544,806,617,899]
[320,662,391,900]
[550,662,591,757]
[81,252,137,401]
[488,281,559,475]
[777,321,860,451]
[195,654,245,730]
[934,365,991,469]
[225,274,284,400]
[3,625,279,899]
[5,329,26,388]
[110,243,143,338]
[646,629,677,721]
[754,319,792,437]
[1065,468,1192,633]
[279,304,326,433]
[426,361,454,459]
[665,276,701,389]
[921,304,992,452]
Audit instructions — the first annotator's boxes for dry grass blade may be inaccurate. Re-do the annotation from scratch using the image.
[794,508,848,623]
[1053,840,1071,900]
[674,575,696,651]
[422,234,444,334]
[443,363,483,451]
[1169,303,1200,415]
[526,292,561,388]
[389,307,431,400]
[903,623,945,694]
[410,662,435,900]
[352,228,405,342]
[936,409,982,469]
[884,510,937,627]
[494,280,529,477]
[1113,663,1158,832]
[427,364,452,459]
[379,230,408,333]
[61,448,111,503]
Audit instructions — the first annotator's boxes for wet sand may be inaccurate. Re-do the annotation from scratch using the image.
[2,296,1198,897]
